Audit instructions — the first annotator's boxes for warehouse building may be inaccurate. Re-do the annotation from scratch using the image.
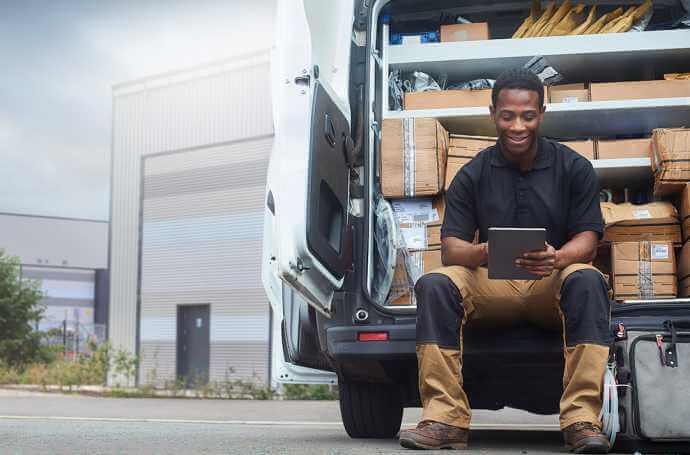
[109,51,274,387]
[0,213,109,334]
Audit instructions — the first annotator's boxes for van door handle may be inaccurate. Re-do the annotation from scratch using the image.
[294,74,311,86]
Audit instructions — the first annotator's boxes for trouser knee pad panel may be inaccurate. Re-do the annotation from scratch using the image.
[560,269,612,347]
[415,273,464,349]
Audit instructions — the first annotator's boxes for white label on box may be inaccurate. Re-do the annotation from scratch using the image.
[652,244,669,260]
[400,226,427,250]
[402,35,422,45]
[562,96,579,103]
[633,209,652,219]
[392,199,436,224]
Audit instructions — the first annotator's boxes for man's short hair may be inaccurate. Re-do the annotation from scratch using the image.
[491,68,545,107]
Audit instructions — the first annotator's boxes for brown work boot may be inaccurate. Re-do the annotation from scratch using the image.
[399,420,469,450]
[563,422,610,454]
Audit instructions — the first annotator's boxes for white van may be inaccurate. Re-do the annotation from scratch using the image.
[262,0,690,439]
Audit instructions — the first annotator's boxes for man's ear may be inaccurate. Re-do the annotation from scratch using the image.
[489,104,496,121]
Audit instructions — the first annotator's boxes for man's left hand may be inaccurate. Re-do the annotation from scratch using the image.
[516,243,558,277]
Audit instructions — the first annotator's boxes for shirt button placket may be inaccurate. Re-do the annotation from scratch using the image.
[517,175,529,226]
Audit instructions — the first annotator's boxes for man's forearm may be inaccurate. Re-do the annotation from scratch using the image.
[441,239,486,269]
[554,231,598,269]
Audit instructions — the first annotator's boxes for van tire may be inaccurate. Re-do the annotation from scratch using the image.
[339,381,403,439]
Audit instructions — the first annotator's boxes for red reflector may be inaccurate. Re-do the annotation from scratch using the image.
[358,332,389,342]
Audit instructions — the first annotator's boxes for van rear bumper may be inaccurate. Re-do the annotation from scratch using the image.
[326,323,416,360]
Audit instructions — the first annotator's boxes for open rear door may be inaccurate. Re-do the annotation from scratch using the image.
[266,0,355,316]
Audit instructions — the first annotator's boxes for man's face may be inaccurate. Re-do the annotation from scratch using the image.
[490,88,545,159]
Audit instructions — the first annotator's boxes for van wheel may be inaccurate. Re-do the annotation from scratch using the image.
[339,381,403,439]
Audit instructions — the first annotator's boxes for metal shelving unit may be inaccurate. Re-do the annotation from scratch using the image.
[378,26,690,189]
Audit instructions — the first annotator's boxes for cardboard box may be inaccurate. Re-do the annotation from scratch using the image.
[393,195,445,249]
[549,84,589,103]
[597,138,651,160]
[440,23,490,42]
[445,135,496,190]
[601,202,681,244]
[590,80,690,102]
[389,248,443,306]
[562,140,595,160]
[405,89,492,110]
[381,118,447,198]
[612,241,677,300]
[681,184,690,244]
[651,128,690,197]
[679,241,690,297]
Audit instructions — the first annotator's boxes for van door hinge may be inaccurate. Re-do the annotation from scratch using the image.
[371,49,382,68]
[370,121,381,141]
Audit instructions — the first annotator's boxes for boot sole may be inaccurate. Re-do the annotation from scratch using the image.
[399,436,467,450]
[565,439,610,454]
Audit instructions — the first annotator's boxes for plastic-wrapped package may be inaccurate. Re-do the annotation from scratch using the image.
[447,78,495,91]
[388,69,405,111]
[412,71,442,92]
[371,195,422,306]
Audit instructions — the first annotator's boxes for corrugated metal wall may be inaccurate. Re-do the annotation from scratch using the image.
[109,52,273,385]
[139,137,273,385]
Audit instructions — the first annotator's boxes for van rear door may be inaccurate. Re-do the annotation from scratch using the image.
[266,0,356,316]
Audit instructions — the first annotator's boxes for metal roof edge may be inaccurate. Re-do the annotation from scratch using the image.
[112,48,271,97]
[0,212,109,224]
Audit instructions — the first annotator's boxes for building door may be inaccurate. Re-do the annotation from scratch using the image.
[177,305,210,385]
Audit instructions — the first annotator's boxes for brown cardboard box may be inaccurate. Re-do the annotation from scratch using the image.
[445,157,472,191]
[590,80,690,102]
[612,241,677,300]
[681,184,690,243]
[651,128,690,197]
[597,138,651,160]
[562,140,595,160]
[390,248,442,305]
[445,135,496,190]
[381,118,447,198]
[405,89,492,110]
[679,242,690,297]
[440,23,490,42]
[601,202,682,244]
[549,84,589,103]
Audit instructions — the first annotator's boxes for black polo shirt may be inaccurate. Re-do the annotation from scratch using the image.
[441,137,603,249]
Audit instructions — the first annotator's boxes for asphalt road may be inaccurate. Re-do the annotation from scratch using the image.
[0,389,662,454]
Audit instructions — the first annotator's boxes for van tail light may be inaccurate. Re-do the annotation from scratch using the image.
[358,332,389,342]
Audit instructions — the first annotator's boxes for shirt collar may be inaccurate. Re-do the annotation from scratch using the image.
[491,137,554,171]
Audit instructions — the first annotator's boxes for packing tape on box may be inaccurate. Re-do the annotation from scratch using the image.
[402,118,416,197]
[638,241,654,299]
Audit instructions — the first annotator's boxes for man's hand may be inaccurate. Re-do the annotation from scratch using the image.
[515,243,558,277]
[477,242,489,266]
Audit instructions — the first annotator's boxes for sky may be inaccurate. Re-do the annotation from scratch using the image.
[0,0,276,221]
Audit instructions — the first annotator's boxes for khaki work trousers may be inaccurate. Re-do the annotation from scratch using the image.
[416,263,610,430]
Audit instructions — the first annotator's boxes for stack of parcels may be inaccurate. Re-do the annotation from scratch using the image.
[680,184,690,297]
[513,0,652,38]
[445,135,495,190]
[600,201,681,245]
[380,118,448,198]
[389,196,445,306]
[651,128,690,197]
[611,241,677,300]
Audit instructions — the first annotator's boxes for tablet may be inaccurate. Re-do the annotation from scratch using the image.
[488,227,547,280]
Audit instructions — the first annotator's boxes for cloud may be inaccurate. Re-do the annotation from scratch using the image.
[0,0,276,220]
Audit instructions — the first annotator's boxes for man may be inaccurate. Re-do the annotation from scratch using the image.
[399,68,612,453]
